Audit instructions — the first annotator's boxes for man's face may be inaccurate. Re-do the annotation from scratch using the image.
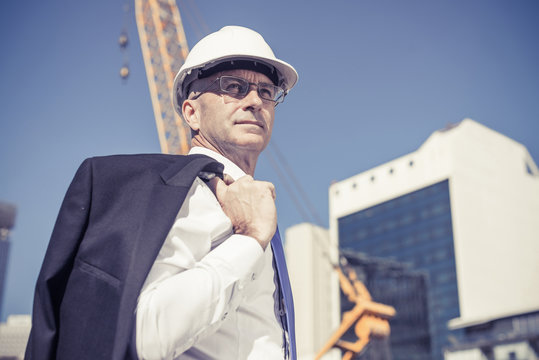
[184,69,276,156]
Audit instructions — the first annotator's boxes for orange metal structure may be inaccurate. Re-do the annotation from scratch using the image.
[135,0,191,154]
[315,265,396,360]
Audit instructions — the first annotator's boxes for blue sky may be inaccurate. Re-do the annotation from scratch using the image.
[0,0,538,321]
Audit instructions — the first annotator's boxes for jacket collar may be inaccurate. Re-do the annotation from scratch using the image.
[160,153,224,186]
[188,147,245,180]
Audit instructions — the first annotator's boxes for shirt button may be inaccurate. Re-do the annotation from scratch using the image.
[251,273,256,281]
[222,312,228,321]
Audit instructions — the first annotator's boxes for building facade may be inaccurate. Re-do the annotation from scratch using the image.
[340,249,431,360]
[0,202,16,320]
[329,119,539,359]
[285,223,340,360]
[445,310,539,360]
[338,178,460,359]
[0,315,31,360]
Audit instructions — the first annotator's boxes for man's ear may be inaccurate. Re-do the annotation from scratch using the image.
[182,99,200,131]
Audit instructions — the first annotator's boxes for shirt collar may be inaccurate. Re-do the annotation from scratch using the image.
[188,147,246,181]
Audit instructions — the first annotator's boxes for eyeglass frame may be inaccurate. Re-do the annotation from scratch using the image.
[188,75,286,105]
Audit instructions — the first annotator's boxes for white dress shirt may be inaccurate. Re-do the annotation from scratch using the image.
[136,147,284,360]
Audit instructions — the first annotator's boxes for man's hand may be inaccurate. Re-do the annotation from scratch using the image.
[208,175,277,249]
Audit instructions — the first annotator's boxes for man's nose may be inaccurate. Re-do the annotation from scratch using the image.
[243,87,263,108]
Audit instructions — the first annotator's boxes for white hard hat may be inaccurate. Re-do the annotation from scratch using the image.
[172,25,298,115]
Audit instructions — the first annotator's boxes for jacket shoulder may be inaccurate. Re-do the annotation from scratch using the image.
[90,153,184,166]
[70,154,181,187]
[80,153,217,184]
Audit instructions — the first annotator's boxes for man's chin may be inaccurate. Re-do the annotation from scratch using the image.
[230,137,267,153]
[236,131,268,143]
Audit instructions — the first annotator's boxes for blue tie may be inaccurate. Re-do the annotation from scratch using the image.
[271,228,296,360]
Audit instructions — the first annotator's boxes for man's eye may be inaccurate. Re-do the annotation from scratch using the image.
[259,86,274,99]
[224,82,244,93]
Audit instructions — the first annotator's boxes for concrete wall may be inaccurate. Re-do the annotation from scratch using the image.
[285,223,340,360]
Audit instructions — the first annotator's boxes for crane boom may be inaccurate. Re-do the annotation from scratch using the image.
[135,0,191,154]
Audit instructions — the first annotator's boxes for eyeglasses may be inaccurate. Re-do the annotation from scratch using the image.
[191,75,286,104]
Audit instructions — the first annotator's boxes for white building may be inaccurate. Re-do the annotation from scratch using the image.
[285,223,340,360]
[286,119,539,360]
[0,315,31,360]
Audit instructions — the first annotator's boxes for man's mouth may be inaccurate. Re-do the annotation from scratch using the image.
[235,120,264,128]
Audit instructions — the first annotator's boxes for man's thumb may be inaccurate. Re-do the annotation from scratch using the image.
[222,174,235,185]
[207,176,230,203]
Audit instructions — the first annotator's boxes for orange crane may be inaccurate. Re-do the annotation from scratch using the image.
[135,0,191,154]
[315,261,396,360]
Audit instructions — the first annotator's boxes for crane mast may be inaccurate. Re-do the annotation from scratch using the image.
[135,0,191,154]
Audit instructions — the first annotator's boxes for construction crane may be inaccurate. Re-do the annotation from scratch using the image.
[135,0,191,154]
[315,261,396,360]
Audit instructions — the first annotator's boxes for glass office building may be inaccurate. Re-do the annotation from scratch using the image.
[338,179,460,360]
[340,250,432,360]
[322,119,539,360]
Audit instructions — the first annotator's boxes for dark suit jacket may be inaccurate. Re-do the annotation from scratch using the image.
[25,153,223,360]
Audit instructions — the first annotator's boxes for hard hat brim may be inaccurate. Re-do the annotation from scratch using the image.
[172,26,299,116]
[173,54,298,115]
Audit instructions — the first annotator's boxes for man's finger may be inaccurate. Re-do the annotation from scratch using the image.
[268,183,276,200]
[222,173,235,185]
[206,176,224,197]
[207,174,234,201]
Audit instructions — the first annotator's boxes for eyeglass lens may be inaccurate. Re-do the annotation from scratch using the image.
[219,76,284,103]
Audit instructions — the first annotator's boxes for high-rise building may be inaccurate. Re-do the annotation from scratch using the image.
[340,249,431,360]
[329,119,539,360]
[337,178,459,359]
[0,202,16,320]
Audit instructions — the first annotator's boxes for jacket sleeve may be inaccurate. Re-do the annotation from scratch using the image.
[25,158,93,360]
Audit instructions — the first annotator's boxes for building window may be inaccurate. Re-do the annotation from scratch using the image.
[525,161,538,176]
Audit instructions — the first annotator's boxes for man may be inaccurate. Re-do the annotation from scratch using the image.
[25,26,298,360]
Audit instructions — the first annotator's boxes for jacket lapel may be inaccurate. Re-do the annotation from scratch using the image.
[113,154,223,359]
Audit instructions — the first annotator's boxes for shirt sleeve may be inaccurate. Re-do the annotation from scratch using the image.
[135,179,265,360]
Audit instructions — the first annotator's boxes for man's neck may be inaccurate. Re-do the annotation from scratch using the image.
[190,138,259,176]
[223,153,257,176]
